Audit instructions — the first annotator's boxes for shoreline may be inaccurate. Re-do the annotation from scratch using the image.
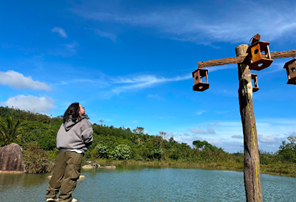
[91,159,296,178]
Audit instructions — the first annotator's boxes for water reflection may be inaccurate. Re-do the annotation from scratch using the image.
[0,166,295,202]
[0,173,49,190]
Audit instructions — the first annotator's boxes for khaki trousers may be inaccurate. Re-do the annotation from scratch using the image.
[45,151,83,202]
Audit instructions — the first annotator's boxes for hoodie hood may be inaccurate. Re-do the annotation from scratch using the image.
[63,116,84,131]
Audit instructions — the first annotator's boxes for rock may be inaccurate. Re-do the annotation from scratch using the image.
[79,174,86,179]
[0,143,25,172]
[48,174,86,180]
[82,163,100,169]
[100,165,116,169]
[85,159,92,164]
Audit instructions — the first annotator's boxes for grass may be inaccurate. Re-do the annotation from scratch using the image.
[87,158,296,178]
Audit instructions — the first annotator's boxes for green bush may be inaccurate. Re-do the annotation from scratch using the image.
[95,144,109,158]
[109,144,131,160]
[23,142,54,174]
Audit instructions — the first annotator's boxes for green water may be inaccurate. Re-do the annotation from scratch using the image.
[0,165,295,202]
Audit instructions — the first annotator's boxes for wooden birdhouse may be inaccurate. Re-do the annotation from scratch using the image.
[283,58,296,85]
[251,74,259,92]
[192,68,209,91]
[247,41,273,71]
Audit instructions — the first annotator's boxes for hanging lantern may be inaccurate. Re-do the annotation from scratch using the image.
[247,41,273,71]
[283,58,296,85]
[251,74,259,92]
[192,68,209,92]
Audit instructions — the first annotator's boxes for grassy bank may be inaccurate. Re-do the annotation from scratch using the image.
[87,158,296,178]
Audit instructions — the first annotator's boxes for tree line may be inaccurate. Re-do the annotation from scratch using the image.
[0,106,295,174]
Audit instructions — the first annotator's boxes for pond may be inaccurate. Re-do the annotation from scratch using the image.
[1,165,295,202]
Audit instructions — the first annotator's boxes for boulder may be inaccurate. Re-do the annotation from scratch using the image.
[100,165,116,169]
[85,159,92,164]
[82,163,100,169]
[0,143,25,172]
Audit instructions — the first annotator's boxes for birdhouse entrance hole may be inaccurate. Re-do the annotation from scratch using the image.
[247,41,273,71]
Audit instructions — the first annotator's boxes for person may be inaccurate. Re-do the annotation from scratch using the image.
[45,103,93,202]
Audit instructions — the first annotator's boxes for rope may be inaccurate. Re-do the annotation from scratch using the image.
[240,64,260,201]
[248,37,254,46]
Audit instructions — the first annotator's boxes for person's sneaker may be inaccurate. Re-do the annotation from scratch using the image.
[46,199,58,202]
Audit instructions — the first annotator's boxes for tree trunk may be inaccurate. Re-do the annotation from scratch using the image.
[236,44,262,202]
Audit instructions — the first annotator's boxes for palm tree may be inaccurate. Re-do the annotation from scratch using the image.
[0,116,23,145]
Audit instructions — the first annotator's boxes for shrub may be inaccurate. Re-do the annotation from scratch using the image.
[23,142,54,173]
[109,144,131,160]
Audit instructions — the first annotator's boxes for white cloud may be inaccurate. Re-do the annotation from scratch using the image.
[49,42,79,57]
[208,139,222,146]
[259,135,276,143]
[95,30,117,41]
[72,1,296,44]
[147,94,165,101]
[132,120,138,123]
[189,128,207,134]
[0,70,51,91]
[189,127,216,135]
[1,95,56,113]
[232,135,243,139]
[170,117,295,153]
[195,110,205,115]
[52,27,68,38]
[207,128,216,134]
[112,74,191,93]
[55,73,190,94]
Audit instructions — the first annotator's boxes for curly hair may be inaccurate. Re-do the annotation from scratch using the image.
[63,102,82,123]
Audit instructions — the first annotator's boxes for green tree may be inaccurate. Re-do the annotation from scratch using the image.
[278,136,296,162]
[133,127,144,134]
[193,140,223,152]
[109,144,131,160]
[95,144,109,158]
[0,116,23,145]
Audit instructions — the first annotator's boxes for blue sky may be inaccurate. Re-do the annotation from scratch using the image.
[0,0,295,153]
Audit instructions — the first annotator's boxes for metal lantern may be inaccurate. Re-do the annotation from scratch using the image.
[251,74,259,92]
[283,58,296,85]
[192,68,209,92]
[247,41,273,71]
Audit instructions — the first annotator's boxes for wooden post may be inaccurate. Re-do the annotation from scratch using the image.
[236,44,262,202]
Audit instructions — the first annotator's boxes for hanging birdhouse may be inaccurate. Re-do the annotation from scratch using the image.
[283,58,296,85]
[251,74,259,92]
[247,41,273,71]
[192,68,209,92]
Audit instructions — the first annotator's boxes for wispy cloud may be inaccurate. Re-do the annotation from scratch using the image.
[0,95,56,113]
[173,117,296,152]
[232,135,243,139]
[147,94,165,101]
[53,73,191,97]
[52,27,68,38]
[72,1,296,44]
[49,41,79,57]
[0,70,51,91]
[259,135,276,143]
[95,29,117,41]
[195,110,205,115]
[188,127,216,134]
[111,74,191,94]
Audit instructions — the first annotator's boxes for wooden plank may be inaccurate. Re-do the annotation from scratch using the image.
[270,50,296,59]
[197,50,296,68]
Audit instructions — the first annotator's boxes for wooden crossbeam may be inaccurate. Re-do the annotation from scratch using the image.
[198,50,296,68]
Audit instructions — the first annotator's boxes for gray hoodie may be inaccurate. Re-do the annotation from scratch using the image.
[56,117,93,154]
